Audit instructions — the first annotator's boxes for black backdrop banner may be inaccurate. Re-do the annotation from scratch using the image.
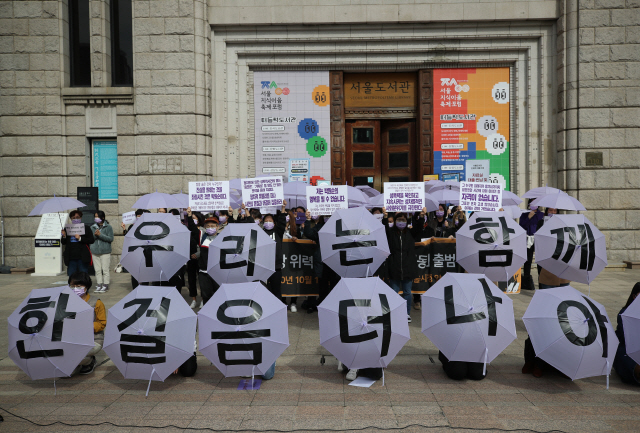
[281,240,319,296]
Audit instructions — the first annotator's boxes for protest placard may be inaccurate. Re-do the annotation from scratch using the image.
[241,176,283,210]
[306,185,348,215]
[465,160,490,183]
[122,211,136,225]
[64,223,85,236]
[189,181,230,212]
[459,181,503,212]
[383,182,425,212]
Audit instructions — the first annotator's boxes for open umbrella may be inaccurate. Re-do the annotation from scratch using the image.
[318,277,410,370]
[523,186,562,199]
[356,185,381,198]
[421,273,516,372]
[283,181,308,209]
[198,282,288,378]
[319,206,390,278]
[29,195,87,217]
[172,192,189,208]
[501,191,523,207]
[534,214,607,285]
[132,191,183,210]
[531,191,586,211]
[429,188,460,205]
[430,181,461,192]
[103,285,197,393]
[345,186,369,208]
[8,286,94,380]
[456,211,527,282]
[120,213,191,283]
[621,296,640,365]
[522,286,618,385]
[207,223,276,284]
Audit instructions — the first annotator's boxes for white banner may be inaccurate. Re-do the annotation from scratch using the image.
[306,185,348,215]
[383,182,425,213]
[122,211,136,225]
[459,182,503,212]
[64,223,85,236]
[189,181,230,212]
[242,176,284,211]
[465,159,490,183]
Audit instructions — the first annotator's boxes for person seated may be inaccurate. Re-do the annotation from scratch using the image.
[438,351,486,381]
[614,283,640,385]
[68,271,106,376]
[174,341,198,377]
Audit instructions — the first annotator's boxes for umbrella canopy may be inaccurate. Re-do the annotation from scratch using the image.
[366,194,385,209]
[172,193,189,209]
[456,211,527,282]
[283,181,308,209]
[318,277,410,369]
[8,286,94,380]
[356,185,381,198]
[421,273,516,366]
[621,296,640,365]
[534,214,607,284]
[103,286,197,382]
[522,286,618,381]
[28,195,86,216]
[501,191,523,207]
[207,223,276,284]
[430,181,461,192]
[522,186,562,199]
[319,206,390,278]
[121,213,191,283]
[132,191,183,210]
[429,188,460,205]
[345,185,369,208]
[503,205,526,220]
[531,191,586,211]
[198,282,288,377]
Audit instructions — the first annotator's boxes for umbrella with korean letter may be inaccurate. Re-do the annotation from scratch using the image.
[198,281,288,378]
[207,223,276,284]
[132,190,183,210]
[318,277,410,378]
[455,211,527,282]
[523,286,618,387]
[319,206,390,278]
[120,213,191,283]
[621,296,640,365]
[8,286,94,380]
[421,273,517,374]
[103,285,197,394]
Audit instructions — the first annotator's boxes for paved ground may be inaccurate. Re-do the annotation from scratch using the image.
[0,269,639,433]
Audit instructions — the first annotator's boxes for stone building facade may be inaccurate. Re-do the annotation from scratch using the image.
[0,0,638,268]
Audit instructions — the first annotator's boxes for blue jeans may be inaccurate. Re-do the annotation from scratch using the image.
[262,361,276,380]
[67,259,89,276]
[538,282,569,290]
[389,279,412,315]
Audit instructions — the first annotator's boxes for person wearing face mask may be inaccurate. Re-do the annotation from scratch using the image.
[614,283,640,385]
[68,272,106,376]
[283,210,301,312]
[428,204,452,238]
[90,211,113,293]
[261,200,287,303]
[194,216,220,306]
[451,210,467,236]
[158,208,167,213]
[61,210,95,276]
[519,199,544,291]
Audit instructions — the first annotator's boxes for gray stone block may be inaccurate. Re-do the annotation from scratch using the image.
[15,96,46,115]
[151,70,181,87]
[610,189,640,209]
[137,115,166,134]
[579,189,610,209]
[150,35,180,53]
[579,108,611,128]
[30,53,60,70]
[0,1,12,19]
[1,156,33,176]
[118,155,135,175]
[0,53,29,70]
[579,45,610,62]
[594,0,625,8]
[612,108,640,127]
[134,18,165,36]
[610,44,640,62]
[595,27,625,45]
[13,1,43,18]
[66,156,86,176]
[179,0,195,18]
[28,18,59,36]
[33,156,63,175]
[149,0,179,18]
[136,52,165,69]
[594,87,625,106]
[579,9,610,27]
[15,70,46,87]
[164,53,194,69]
[13,35,43,53]
[17,176,48,196]
[117,115,135,135]
[626,209,640,229]
[133,0,150,18]
[611,8,640,27]
[594,62,626,79]
[628,26,640,44]
[0,19,28,36]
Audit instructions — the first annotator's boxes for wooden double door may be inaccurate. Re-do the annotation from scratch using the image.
[345,119,417,191]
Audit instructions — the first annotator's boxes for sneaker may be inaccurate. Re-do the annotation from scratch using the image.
[94,285,104,293]
[101,284,109,293]
[414,302,421,310]
[79,357,96,375]
[346,369,358,381]
[290,304,297,313]
[199,301,204,308]
[189,300,197,309]
[407,314,412,323]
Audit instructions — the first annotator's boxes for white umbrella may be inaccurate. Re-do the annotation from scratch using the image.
[621,296,640,365]
[531,191,586,211]
[522,186,562,199]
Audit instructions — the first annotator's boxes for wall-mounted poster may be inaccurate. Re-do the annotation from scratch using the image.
[254,71,331,183]
[433,68,510,190]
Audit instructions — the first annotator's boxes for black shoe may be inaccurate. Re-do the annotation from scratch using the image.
[307,306,317,314]
[522,275,535,291]
[79,357,96,375]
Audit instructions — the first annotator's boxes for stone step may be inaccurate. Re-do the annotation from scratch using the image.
[623,261,640,270]
[10,267,35,274]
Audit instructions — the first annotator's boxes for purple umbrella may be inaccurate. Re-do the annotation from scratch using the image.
[283,181,307,209]
[207,223,276,284]
[319,206,390,278]
[429,188,460,205]
[531,191,586,211]
[29,195,87,217]
[421,273,516,373]
[198,282,288,377]
[356,185,381,198]
[430,181,461,192]
[523,186,561,199]
[132,191,183,210]
[366,194,384,209]
[534,214,607,285]
[103,286,197,391]
[346,186,369,208]
[318,277,410,370]
[456,211,527,282]
[172,192,189,208]
[501,191,523,207]
[120,213,191,283]
[8,286,94,380]
[621,297,640,365]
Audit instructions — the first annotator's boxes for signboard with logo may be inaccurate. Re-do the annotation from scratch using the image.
[253,71,331,182]
[344,73,417,108]
[433,68,510,190]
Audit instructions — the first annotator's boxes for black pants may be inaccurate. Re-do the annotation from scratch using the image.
[198,273,219,305]
[439,351,486,381]
[186,259,199,298]
[524,337,551,370]
[523,245,535,277]
[131,275,138,290]
[267,269,283,302]
[318,267,340,304]
[179,353,197,377]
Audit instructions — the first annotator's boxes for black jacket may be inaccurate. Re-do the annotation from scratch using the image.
[383,218,422,281]
[61,224,95,265]
[303,220,325,278]
[262,212,287,270]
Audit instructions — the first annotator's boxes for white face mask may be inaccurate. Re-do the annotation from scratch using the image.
[544,215,552,222]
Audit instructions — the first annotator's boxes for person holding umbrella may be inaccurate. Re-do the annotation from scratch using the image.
[428,204,453,238]
[185,208,204,308]
[90,211,113,293]
[519,199,544,291]
[304,211,340,313]
[261,199,288,302]
[61,210,95,276]
[194,215,220,306]
[535,208,570,290]
[614,283,640,385]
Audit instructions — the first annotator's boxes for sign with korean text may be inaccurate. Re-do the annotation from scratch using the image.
[459,182,503,212]
[306,185,348,215]
[465,159,490,183]
[189,181,230,212]
[122,211,136,225]
[64,223,85,236]
[242,176,283,210]
[434,68,510,190]
[254,71,331,182]
[92,141,118,200]
[344,73,417,108]
[288,158,310,183]
[281,240,319,296]
[383,182,424,213]
[35,213,65,240]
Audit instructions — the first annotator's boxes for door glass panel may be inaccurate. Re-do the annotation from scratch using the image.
[353,128,374,143]
[389,152,409,168]
[353,152,374,168]
[389,176,409,183]
[388,128,409,145]
[353,176,373,187]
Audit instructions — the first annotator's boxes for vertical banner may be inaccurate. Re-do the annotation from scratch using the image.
[92,140,119,200]
[433,68,510,190]
[254,71,331,183]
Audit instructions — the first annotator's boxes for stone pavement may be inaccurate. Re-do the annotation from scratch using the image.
[0,270,639,433]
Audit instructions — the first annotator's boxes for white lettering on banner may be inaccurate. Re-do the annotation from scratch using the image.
[262,146,285,152]
[306,185,348,215]
[441,143,464,150]
[188,181,230,212]
[242,176,284,210]
[262,167,286,173]
[440,123,464,129]
[459,181,503,212]
[441,165,464,171]
[64,224,85,236]
[383,182,425,213]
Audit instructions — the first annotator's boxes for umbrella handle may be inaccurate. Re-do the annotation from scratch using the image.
[482,348,488,377]
[146,368,154,397]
